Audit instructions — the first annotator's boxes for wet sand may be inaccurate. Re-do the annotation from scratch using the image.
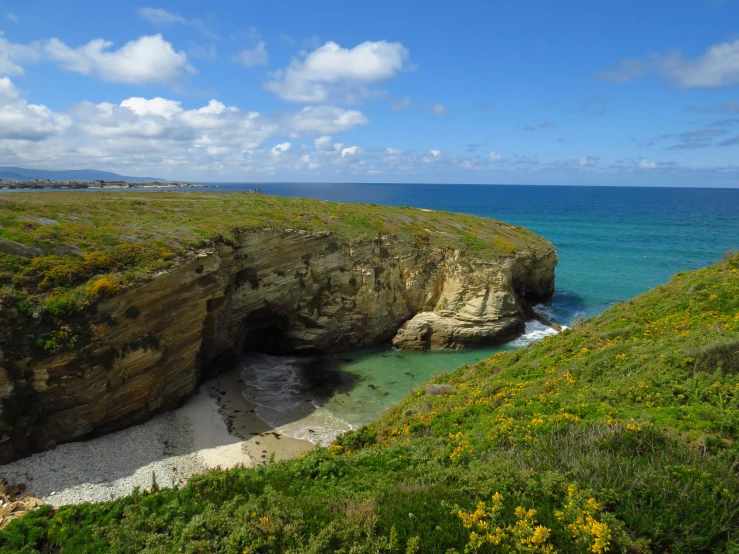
[198,370,315,466]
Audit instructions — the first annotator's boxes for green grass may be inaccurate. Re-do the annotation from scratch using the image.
[0,191,551,361]
[2,254,737,553]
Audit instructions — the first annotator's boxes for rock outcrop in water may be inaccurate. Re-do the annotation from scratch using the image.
[0,201,555,464]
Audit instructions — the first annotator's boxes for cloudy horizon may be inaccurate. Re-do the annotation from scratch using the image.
[1,1,739,187]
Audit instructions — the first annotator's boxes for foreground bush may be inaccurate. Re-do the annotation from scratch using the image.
[2,254,738,553]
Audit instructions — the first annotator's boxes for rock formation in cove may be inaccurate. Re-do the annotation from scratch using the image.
[0,192,556,462]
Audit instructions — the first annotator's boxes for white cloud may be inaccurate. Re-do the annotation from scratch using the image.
[341,145,361,157]
[422,149,442,163]
[0,77,69,140]
[137,7,218,40]
[0,35,41,76]
[0,83,373,176]
[137,7,186,25]
[639,159,658,169]
[265,40,409,103]
[120,97,183,118]
[314,135,334,151]
[44,34,195,85]
[233,41,269,67]
[654,40,739,88]
[271,142,291,156]
[598,40,739,88]
[6,13,19,23]
[489,151,505,162]
[283,106,369,135]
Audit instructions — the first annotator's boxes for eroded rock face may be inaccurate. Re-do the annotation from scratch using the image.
[0,229,555,463]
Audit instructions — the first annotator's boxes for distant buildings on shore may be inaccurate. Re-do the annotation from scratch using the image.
[0,178,208,190]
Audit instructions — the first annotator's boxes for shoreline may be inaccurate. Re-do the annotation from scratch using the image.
[0,369,314,506]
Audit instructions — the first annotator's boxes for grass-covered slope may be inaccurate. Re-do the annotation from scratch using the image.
[0,191,546,314]
[2,255,738,554]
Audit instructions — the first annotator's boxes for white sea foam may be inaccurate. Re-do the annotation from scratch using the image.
[511,320,560,347]
[273,405,354,446]
[240,354,354,446]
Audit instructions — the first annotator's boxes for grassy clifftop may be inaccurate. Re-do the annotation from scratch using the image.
[0,191,548,311]
[0,192,551,358]
[2,255,737,553]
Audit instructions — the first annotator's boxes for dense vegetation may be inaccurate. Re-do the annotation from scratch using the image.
[2,254,737,553]
[0,191,549,360]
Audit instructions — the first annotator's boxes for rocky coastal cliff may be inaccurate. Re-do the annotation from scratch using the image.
[0,193,555,463]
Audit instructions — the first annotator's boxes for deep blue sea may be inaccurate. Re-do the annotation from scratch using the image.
[198,183,739,444]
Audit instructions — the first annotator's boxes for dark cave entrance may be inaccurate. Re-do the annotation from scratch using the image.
[240,307,295,355]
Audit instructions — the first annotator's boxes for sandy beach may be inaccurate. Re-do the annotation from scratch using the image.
[0,369,314,506]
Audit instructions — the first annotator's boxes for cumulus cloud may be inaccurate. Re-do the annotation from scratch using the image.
[119,97,184,118]
[0,80,371,176]
[265,40,410,103]
[271,142,291,156]
[341,145,361,157]
[654,40,739,88]
[44,34,195,85]
[314,135,334,151]
[283,106,369,135]
[598,39,739,88]
[0,35,41,76]
[233,41,269,67]
[489,151,506,162]
[0,77,69,140]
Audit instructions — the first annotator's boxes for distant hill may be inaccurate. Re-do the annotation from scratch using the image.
[0,167,164,183]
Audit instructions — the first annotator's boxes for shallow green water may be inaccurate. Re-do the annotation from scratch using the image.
[232,183,739,445]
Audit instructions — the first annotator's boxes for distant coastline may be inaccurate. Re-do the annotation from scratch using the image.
[0,180,207,190]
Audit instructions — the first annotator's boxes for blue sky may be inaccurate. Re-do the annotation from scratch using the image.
[1,1,739,186]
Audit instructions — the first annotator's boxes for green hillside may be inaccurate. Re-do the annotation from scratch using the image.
[0,191,547,315]
[2,254,738,553]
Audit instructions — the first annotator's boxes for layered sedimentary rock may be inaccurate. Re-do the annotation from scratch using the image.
[0,229,555,463]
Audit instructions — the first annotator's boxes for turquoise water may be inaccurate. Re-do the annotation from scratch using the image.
[229,183,739,444]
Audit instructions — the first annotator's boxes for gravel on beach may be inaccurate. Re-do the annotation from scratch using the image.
[0,409,206,506]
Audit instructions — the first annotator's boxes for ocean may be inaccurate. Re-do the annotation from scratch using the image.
[198,183,739,445]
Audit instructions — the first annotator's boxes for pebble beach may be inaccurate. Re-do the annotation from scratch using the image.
[0,370,314,506]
